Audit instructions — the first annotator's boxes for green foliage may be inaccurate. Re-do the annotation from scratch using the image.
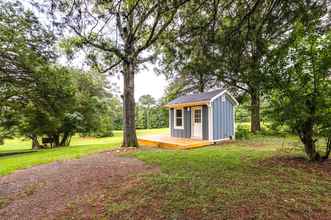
[45,0,191,147]
[157,1,218,93]
[0,1,123,147]
[236,98,251,123]
[136,95,168,129]
[268,27,331,160]
[235,124,251,140]
[1,62,119,147]
[0,1,55,104]
[158,0,327,134]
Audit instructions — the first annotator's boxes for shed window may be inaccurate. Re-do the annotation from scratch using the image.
[174,109,184,129]
[194,109,201,123]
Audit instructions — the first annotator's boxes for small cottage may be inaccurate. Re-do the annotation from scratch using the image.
[164,89,238,142]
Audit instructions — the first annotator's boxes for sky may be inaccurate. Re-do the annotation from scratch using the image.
[109,64,168,101]
[59,55,168,101]
[134,70,167,101]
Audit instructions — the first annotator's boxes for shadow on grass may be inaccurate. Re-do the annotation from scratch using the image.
[0,149,38,157]
[259,154,331,177]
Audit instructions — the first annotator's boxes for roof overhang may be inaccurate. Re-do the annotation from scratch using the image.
[164,100,209,108]
[164,89,239,108]
[209,90,239,106]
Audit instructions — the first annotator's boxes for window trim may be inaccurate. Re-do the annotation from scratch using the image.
[193,108,202,123]
[174,108,184,129]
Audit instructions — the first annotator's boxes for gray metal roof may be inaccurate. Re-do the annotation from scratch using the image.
[167,89,225,105]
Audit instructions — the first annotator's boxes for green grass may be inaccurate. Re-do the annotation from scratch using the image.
[0,128,169,176]
[1,128,330,219]
[102,136,331,219]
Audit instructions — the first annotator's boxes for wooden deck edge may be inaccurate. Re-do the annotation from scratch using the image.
[184,143,213,149]
[138,139,179,148]
[138,138,213,150]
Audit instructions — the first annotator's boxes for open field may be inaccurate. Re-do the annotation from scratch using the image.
[0,128,168,176]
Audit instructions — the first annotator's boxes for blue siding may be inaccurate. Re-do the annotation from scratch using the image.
[170,106,209,139]
[202,105,209,140]
[184,107,191,138]
[170,107,191,138]
[212,95,234,140]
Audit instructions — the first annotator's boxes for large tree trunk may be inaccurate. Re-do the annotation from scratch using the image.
[60,132,71,146]
[250,91,261,133]
[53,134,60,147]
[298,120,321,161]
[31,135,40,150]
[122,60,138,147]
[323,136,331,160]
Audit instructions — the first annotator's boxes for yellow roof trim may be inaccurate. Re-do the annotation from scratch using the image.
[164,101,209,108]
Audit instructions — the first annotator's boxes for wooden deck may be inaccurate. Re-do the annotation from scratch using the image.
[138,135,213,149]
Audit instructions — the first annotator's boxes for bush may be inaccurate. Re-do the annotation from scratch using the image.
[79,130,114,138]
[236,125,251,140]
[95,130,114,138]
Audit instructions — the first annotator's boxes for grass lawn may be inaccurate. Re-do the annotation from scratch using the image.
[0,128,169,176]
[99,136,331,219]
[1,128,330,219]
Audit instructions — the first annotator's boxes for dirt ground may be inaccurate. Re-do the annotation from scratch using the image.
[260,155,331,177]
[0,150,158,220]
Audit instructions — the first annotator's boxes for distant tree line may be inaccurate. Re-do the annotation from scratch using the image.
[136,95,169,129]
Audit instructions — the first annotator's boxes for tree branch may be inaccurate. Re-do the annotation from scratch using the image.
[69,25,126,61]
[135,0,190,56]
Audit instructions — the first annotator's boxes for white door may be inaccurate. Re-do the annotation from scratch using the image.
[192,107,203,139]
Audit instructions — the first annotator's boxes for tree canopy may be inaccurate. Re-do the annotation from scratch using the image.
[157,0,328,133]
[42,0,191,147]
[268,26,331,161]
[0,1,120,148]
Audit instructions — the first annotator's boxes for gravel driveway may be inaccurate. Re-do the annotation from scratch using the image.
[0,150,158,220]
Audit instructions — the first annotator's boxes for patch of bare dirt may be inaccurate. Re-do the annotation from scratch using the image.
[0,151,159,220]
[259,155,331,177]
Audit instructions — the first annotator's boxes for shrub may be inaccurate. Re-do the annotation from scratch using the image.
[95,130,114,138]
[236,125,250,140]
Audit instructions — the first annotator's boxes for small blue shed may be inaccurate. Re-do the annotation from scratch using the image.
[165,89,239,142]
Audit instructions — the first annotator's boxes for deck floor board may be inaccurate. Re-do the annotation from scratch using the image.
[138,135,212,149]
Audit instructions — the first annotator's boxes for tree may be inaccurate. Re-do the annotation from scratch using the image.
[156,0,220,94]
[137,95,156,129]
[213,0,328,133]
[158,0,327,133]
[44,0,190,147]
[1,64,116,148]
[0,0,55,107]
[0,0,56,147]
[269,27,331,161]
[0,1,124,148]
